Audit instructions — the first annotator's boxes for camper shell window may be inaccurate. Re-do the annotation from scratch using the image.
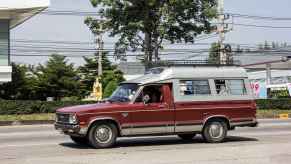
[179,80,210,95]
[215,79,246,95]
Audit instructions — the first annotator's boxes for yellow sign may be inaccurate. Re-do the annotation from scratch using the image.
[93,77,103,101]
[279,113,289,120]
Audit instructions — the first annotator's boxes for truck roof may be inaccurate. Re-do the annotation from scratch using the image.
[123,66,248,85]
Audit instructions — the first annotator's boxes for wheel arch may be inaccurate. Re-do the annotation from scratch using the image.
[87,117,122,137]
[203,115,231,130]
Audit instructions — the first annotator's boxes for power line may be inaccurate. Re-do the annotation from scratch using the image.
[11,39,97,45]
[9,49,291,57]
[8,39,291,47]
[13,9,291,28]
[40,10,291,22]
[228,13,291,21]
[232,23,291,29]
[11,35,218,46]
[17,9,291,29]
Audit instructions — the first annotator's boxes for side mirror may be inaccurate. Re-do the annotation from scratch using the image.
[142,95,150,104]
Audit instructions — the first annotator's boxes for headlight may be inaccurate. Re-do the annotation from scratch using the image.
[69,114,78,124]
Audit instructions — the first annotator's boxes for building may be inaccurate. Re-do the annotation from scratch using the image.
[234,50,291,98]
[0,0,50,82]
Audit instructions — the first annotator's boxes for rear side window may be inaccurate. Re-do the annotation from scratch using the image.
[180,80,210,95]
[215,79,246,95]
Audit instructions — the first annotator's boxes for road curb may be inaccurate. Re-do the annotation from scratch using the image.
[0,120,54,126]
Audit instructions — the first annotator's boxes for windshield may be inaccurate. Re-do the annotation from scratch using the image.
[108,84,139,102]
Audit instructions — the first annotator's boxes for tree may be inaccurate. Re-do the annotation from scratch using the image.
[0,63,28,99]
[79,53,115,96]
[86,0,217,66]
[103,79,118,98]
[208,43,232,64]
[101,69,124,98]
[78,53,125,98]
[208,42,220,64]
[224,44,233,64]
[35,54,81,100]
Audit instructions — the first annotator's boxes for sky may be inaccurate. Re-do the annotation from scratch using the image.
[10,0,291,66]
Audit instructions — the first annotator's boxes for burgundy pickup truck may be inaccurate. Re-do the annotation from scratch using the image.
[55,66,257,148]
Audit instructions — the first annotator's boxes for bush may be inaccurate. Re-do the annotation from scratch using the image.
[270,89,290,99]
[0,100,96,115]
[256,99,291,110]
[0,99,291,115]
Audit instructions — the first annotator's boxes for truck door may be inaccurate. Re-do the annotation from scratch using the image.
[127,84,175,135]
[174,80,211,133]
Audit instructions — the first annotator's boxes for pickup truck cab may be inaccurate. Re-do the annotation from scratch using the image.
[55,66,257,148]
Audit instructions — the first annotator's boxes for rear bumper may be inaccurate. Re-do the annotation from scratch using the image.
[230,119,258,128]
[55,123,88,137]
[237,121,258,127]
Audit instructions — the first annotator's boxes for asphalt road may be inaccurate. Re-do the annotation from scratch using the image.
[1,119,291,164]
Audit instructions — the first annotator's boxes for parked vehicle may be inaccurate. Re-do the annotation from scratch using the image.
[55,66,258,148]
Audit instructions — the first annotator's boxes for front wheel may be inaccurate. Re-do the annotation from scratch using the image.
[88,122,118,149]
[202,120,227,143]
[178,134,196,140]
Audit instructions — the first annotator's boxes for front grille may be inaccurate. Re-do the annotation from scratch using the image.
[56,113,70,123]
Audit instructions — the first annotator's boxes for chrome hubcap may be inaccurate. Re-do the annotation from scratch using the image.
[95,125,113,144]
[209,123,223,139]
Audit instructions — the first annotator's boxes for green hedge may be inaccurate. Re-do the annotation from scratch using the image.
[0,99,291,115]
[256,99,291,110]
[0,100,96,115]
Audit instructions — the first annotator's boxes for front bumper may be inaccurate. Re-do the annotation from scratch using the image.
[55,123,88,137]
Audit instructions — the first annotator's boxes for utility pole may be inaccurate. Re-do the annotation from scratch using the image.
[95,18,105,76]
[217,0,226,64]
[96,34,104,76]
[92,22,104,101]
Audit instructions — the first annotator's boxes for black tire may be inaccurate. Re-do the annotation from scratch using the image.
[178,134,196,140]
[202,120,227,143]
[88,122,118,149]
[70,136,88,145]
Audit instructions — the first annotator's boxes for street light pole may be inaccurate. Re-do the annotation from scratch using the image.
[97,33,104,76]
[218,0,226,64]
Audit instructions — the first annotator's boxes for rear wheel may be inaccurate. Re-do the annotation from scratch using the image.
[202,120,227,143]
[70,136,88,145]
[88,122,118,149]
[178,134,196,140]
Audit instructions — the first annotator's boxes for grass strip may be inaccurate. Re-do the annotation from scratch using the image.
[0,113,55,121]
[257,109,291,119]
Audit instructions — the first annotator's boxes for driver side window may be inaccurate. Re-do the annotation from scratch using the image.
[135,85,164,103]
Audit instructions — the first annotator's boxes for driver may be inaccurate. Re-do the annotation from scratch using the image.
[128,90,136,100]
